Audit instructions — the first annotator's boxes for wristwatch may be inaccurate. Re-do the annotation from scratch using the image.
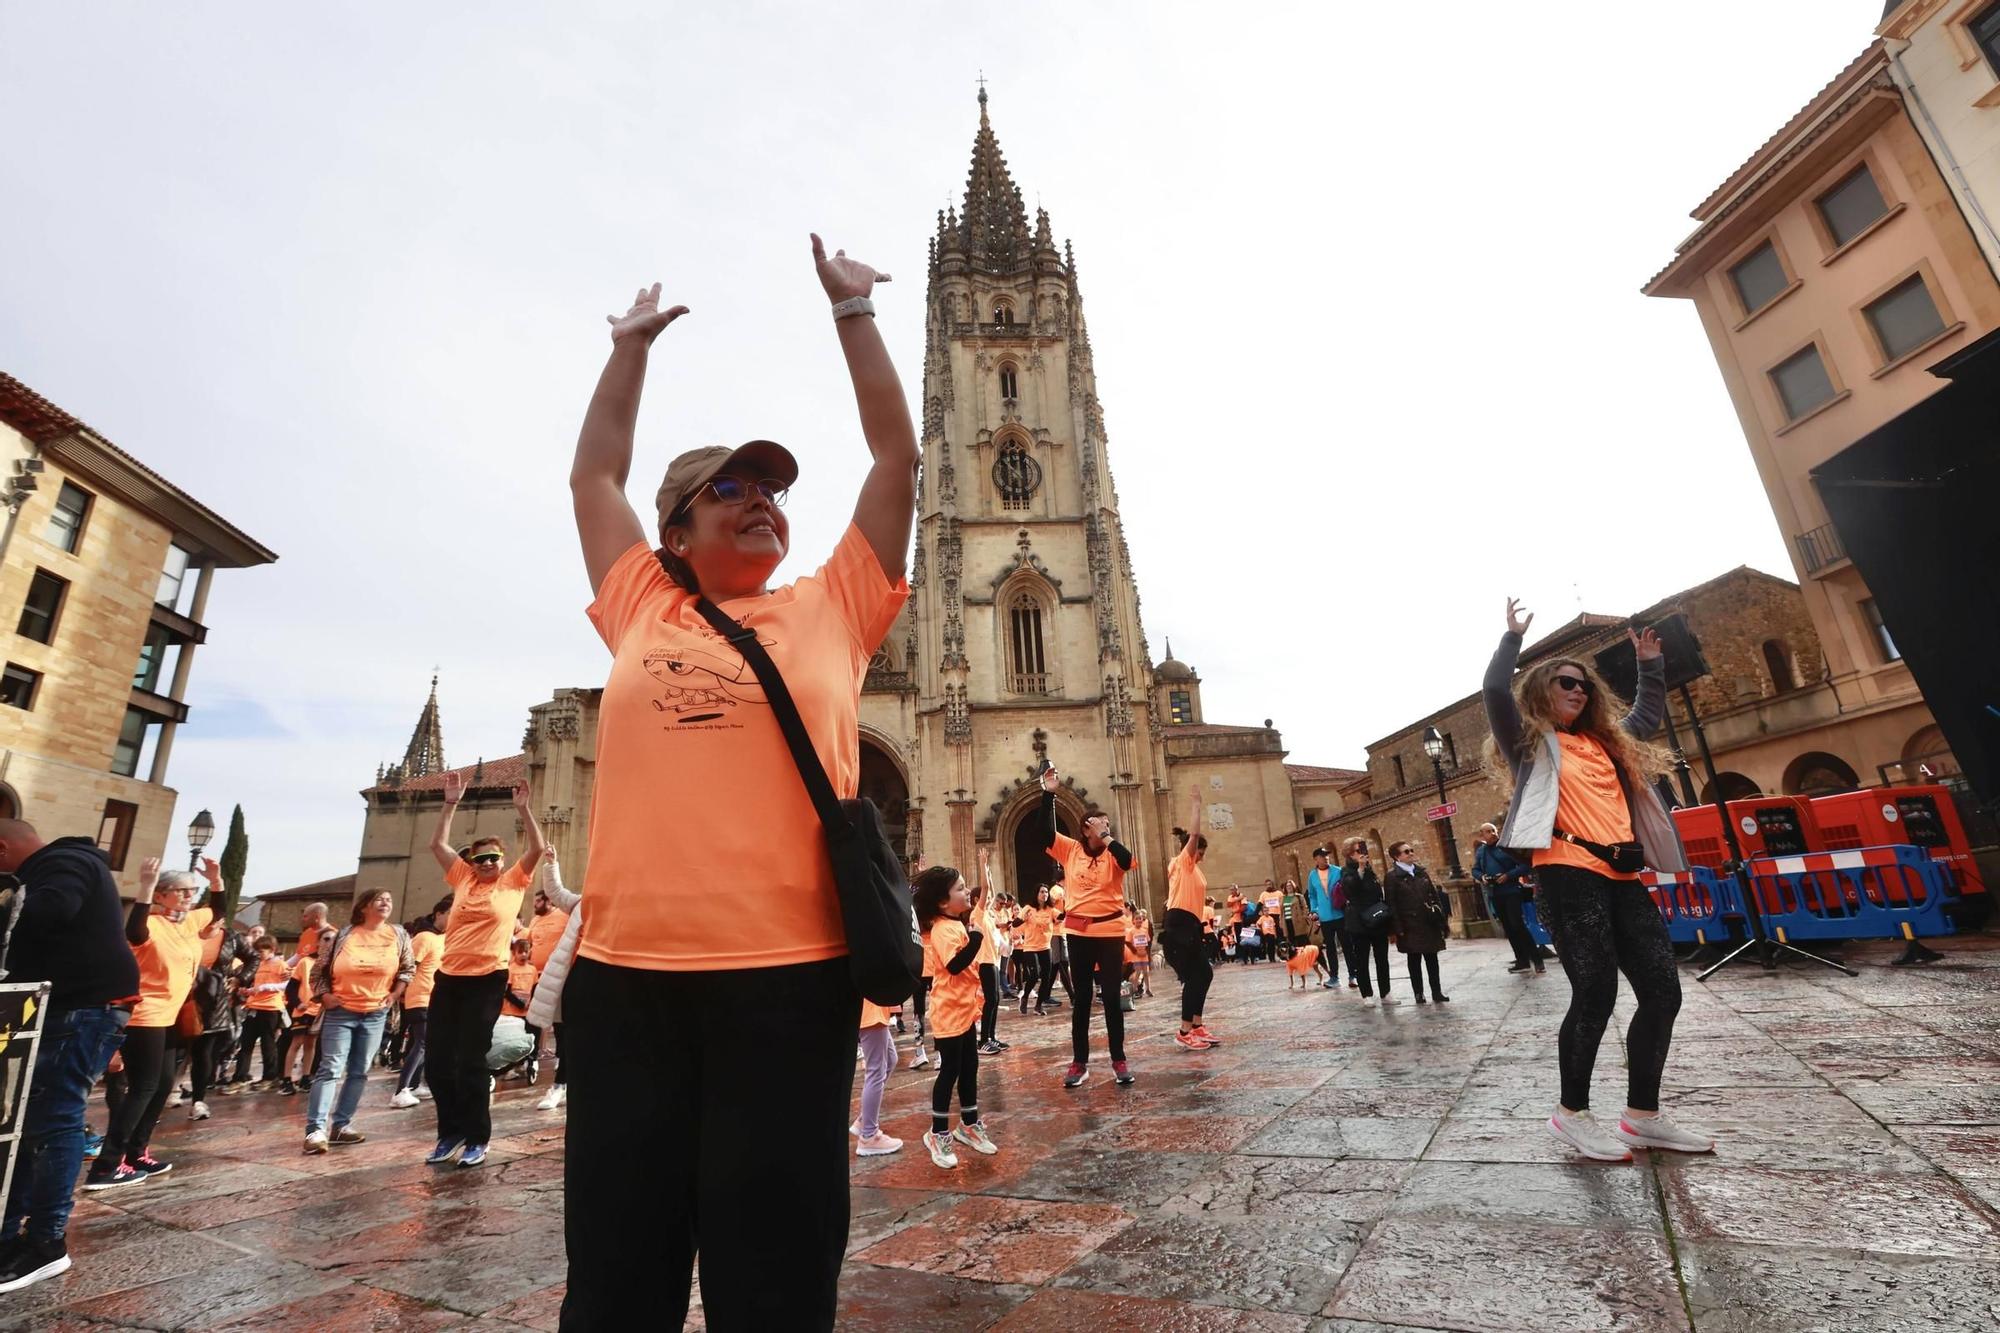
[830,296,876,321]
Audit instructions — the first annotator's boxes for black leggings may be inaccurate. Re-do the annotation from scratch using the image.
[1405,951,1443,999]
[1016,950,1041,1011]
[396,1007,430,1093]
[1162,909,1212,1023]
[931,1030,981,1133]
[911,976,930,1038]
[1043,942,1071,1003]
[233,1011,283,1082]
[101,1024,171,1168]
[1067,935,1127,1064]
[561,954,855,1331]
[977,963,1000,1043]
[188,1030,225,1102]
[429,970,506,1147]
[1352,930,1392,997]
[1537,866,1682,1113]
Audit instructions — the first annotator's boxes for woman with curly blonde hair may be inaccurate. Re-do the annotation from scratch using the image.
[1483,598,1712,1163]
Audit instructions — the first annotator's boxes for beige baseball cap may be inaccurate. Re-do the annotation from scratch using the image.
[654,440,799,537]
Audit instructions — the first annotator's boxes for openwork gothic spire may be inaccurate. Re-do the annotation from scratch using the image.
[960,86,1033,272]
[401,674,446,779]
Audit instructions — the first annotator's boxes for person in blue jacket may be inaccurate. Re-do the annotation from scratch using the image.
[1474,824,1543,974]
[1304,846,1343,990]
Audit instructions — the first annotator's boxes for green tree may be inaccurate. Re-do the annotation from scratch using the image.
[219,805,249,924]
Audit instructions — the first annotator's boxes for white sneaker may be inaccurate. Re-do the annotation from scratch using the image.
[923,1130,959,1168]
[1612,1112,1715,1154]
[910,1051,931,1070]
[190,1100,210,1121]
[414,1085,432,1100]
[536,1085,566,1111]
[1379,996,1399,1006]
[168,1090,185,1109]
[1547,1109,1634,1162]
[951,1123,998,1156]
[303,1130,330,1155]
[391,1088,420,1109]
[1359,996,1376,1007]
[856,1130,904,1157]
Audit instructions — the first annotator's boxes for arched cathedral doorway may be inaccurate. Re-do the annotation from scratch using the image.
[858,738,910,869]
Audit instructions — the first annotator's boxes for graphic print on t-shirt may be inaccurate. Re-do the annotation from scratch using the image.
[641,620,773,725]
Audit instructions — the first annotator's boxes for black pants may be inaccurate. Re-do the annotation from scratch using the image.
[977,963,1000,1044]
[429,970,506,1147]
[1352,930,1392,997]
[911,976,930,1037]
[232,1012,283,1082]
[1405,951,1443,999]
[100,1024,171,1169]
[396,1007,430,1093]
[1317,920,1343,981]
[1067,935,1127,1065]
[931,1030,980,1132]
[1162,909,1212,1023]
[1044,940,1071,1003]
[560,954,855,1332]
[1537,866,1682,1113]
[188,1030,226,1101]
[1495,893,1538,966]
[1016,950,1041,1011]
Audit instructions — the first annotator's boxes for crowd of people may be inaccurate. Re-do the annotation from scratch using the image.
[0,241,1717,1329]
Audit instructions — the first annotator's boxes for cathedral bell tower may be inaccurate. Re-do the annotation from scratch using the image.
[907,87,1157,877]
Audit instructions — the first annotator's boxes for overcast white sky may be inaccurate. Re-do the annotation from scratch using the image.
[1,2,1889,896]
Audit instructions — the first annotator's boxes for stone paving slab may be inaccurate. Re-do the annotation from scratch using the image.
[17,934,2000,1329]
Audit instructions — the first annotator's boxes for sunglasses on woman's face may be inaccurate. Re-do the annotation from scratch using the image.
[699,477,789,507]
[1553,675,1593,694]
[470,853,504,866]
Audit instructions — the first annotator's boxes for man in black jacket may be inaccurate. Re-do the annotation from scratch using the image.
[0,820,140,1292]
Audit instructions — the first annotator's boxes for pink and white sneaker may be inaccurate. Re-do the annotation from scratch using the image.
[1612,1113,1715,1154]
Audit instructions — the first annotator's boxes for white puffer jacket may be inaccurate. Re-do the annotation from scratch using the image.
[525,857,582,1030]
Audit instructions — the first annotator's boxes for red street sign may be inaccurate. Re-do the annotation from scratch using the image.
[1425,802,1458,822]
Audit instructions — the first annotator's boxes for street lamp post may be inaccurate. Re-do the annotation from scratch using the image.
[187,808,215,871]
[1420,728,1464,880]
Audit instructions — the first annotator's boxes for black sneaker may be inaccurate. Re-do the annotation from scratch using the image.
[1507,962,1530,973]
[82,1163,145,1193]
[278,1078,297,1095]
[0,1239,69,1293]
[128,1154,173,1179]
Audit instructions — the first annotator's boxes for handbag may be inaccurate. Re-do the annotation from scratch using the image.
[1356,899,1392,932]
[1552,829,1646,875]
[693,597,922,1006]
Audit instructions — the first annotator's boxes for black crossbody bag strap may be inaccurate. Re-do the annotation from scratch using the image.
[691,597,853,838]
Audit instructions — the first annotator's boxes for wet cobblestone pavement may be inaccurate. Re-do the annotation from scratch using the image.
[16,935,2000,1330]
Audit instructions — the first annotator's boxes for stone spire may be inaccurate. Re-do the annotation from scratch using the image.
[400,674,446,779]
[960,85,1033,273]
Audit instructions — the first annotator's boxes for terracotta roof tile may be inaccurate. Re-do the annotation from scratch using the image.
[1285,763,1366,784]
[252,874,357,904]
[365,753,527,796]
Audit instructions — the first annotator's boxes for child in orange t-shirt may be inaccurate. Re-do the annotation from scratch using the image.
[1127,909,1154,998]
[913,865,998,1170]
[852,998,902,1158]
[503,939,538,1020]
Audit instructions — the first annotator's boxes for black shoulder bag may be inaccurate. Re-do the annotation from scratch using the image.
[692,596,922,1006]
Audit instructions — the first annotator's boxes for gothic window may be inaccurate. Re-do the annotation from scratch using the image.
[1009,592,1049,694]
[1169,689,1192,724]
[993,440,1041,510]
[992,301,1014,326]
[999,363,1018,400]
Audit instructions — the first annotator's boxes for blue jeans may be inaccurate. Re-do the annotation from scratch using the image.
[3,1004,129,1245]
[304,1007,387,1134]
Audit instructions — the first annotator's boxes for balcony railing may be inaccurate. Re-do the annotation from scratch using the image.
[1796,523,1848,576]
[1010,672,1051,695]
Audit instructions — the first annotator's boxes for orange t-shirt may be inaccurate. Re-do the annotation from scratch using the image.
[527,908,570,971]
[1260,891,1283,920]
[580,525,907,971]
[1535,732,1640,880]
[1287,944,1321,976]
[130,906,212,1027]
[244,954,287,1012]
[1021,907,1053,951]
[923,918,981,1040]
[974,905,999,966]
[295,924,324,966]
[442,861,533,977]
[1051,833,1131,939]
[503,960,539,1018]
[326,923,402,1013]
[291,958,319,1018]
[404,931,445,1009]
[859,999,896,1029]
[1225,893,1243,922]
[1167,844,1207,916]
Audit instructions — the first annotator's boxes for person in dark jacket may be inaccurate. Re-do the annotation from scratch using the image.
[1384,841,1450,1004]
[1474,823,1542,974]
[1339,838,1395,1005]
[0,822,141,1293]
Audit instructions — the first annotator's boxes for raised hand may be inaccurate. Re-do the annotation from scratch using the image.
[512,781,533,812]
[1631,626,1663,661]
[1040,765,1061,794]
[606,282,690,345]
[1506,597,1534,636]
[202,856,222,887]
[811,234,891,304]
[442,771,466,806]
[139,855,161,896]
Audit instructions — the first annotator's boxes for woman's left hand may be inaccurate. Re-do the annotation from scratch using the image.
[812,233,890,304]
[1631,626,1663,661]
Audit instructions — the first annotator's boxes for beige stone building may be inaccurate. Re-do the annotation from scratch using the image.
[1642,40,2000,796]
[0,373,275,894]
[1271,566,1950,893]
[1878,0,2000,275]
